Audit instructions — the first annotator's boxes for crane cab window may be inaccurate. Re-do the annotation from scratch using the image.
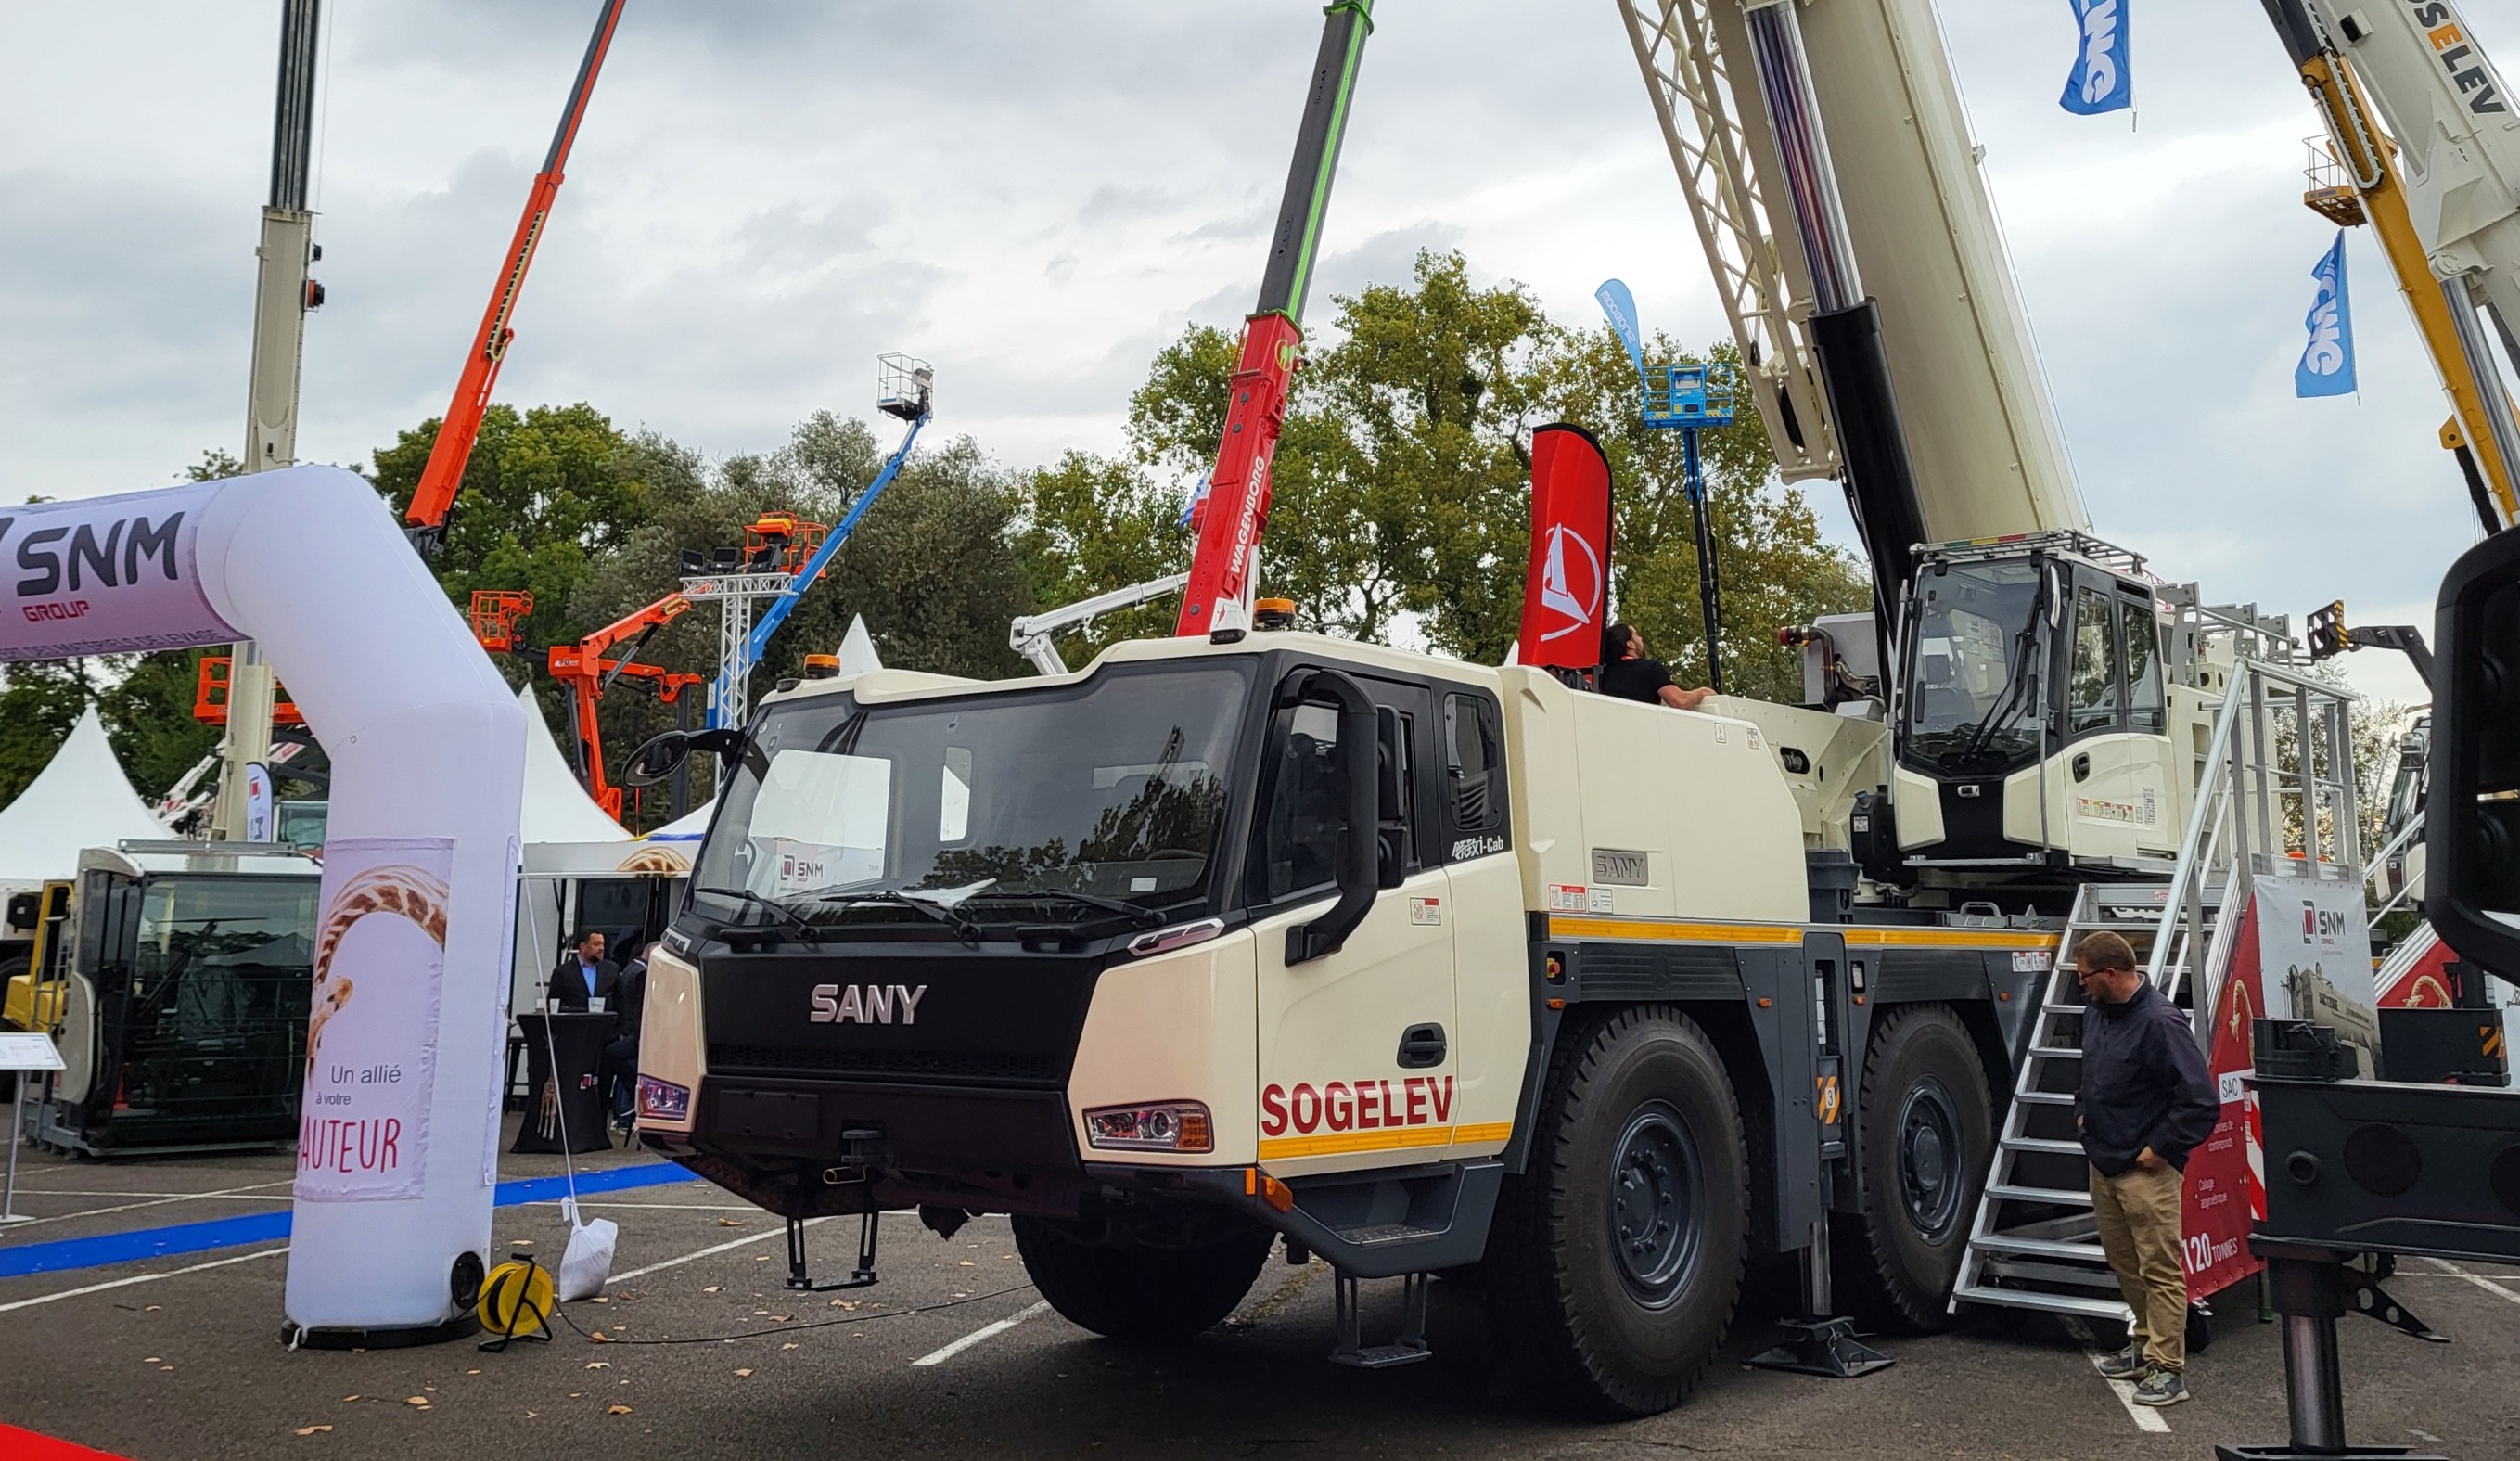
[1255,702,1347,903]
[2068,587,2122,736]
[2120,598,2165,735]
[1443,691,1509,856]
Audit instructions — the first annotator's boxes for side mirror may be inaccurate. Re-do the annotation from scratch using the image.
[1285,668,1381,965]
[620,727,747,788]
[2425,529,2520,979]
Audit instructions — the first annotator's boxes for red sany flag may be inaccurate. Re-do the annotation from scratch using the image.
[1516,424,1614,670]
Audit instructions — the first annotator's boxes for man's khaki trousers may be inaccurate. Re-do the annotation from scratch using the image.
[2088,1162,2188,1372]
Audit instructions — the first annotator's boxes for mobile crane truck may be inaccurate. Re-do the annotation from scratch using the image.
[595,0,2247,1415]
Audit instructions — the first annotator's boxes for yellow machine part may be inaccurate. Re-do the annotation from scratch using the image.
[3,973,66,1032]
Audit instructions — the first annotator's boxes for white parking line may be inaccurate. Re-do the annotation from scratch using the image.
[2060,1316,2170,1433]
[606,1217,828,1286]
[913,1299,1051,1366]
[2424,1256,2520,1307]
[1,1181,296,1228]
[0,1246,288,1313]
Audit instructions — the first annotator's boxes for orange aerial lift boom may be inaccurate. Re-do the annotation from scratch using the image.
[404,0,628,548]
[547,592,702,821]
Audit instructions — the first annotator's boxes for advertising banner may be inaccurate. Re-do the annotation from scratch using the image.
[297,838,454,1202]
[2296,232,2358,399]
[2181,896,2264,1301]
[2059,0,2131,116]
[2258,872,2379,1074]
[1516,424,1615,671]
[0,482,236,657]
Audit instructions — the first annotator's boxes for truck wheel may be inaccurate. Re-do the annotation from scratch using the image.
[1011,1217,1273,1342]
[1481,1006,1749,1417]
[1835,1004,1991,1332]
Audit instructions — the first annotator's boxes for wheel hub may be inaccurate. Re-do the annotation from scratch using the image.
[1608,1102,1704,1307]
[1897,1077,1964,1240]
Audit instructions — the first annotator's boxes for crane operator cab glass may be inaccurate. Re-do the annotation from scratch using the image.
[1891,545,2175,890]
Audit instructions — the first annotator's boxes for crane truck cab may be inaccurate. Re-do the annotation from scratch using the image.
[1842,532,2290,904]
[632,626,2060,1414]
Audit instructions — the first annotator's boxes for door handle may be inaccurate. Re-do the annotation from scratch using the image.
[1397,1023,1446,1070]
[2072,752,2091,782]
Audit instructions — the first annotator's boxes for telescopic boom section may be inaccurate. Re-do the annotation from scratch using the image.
[405,0,628,541]
[1174,0,1373,639]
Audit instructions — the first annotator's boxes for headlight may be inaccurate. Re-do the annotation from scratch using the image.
[636,1074,691,1123]
[1084,1100,1212,1153]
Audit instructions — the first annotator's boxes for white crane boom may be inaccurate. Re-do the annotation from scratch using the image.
[1618,0,2089,565]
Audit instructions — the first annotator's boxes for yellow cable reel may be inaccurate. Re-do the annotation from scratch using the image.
[477,1256,556,1339]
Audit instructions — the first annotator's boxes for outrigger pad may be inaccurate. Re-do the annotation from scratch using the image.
[2216,1447,2435,1460]
[1746,1316,1893,1378]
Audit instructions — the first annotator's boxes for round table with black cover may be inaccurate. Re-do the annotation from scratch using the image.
[513,1011,617,1155]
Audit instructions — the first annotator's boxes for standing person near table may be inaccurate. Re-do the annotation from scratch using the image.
[2074,929,2218,1407]
[605,942,651,1132]
[1596,623,1714,711]
[551,929,619,1012]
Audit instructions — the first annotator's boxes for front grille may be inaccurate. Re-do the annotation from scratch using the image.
[708,1044,1066,1086]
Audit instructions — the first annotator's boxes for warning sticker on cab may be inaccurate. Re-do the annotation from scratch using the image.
[1548,884,1588,912]
[1410,896,1444,926]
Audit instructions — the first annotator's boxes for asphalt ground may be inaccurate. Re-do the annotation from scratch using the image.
[2,1124,2516,1460]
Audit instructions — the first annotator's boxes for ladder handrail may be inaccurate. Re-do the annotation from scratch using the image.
[2146,673,2253,990]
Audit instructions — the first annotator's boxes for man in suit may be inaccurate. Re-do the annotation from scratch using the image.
[552,929,620,1012]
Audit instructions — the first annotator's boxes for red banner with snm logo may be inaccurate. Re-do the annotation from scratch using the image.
[1516,424,1614,670]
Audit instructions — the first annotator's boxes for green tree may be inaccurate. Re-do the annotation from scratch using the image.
[370,403,659,667]
[1077,250,1866,700]
[1013,453,1191,665]
[0,661,99,808]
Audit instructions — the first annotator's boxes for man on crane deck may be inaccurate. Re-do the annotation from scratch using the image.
[1597,623,1713,711]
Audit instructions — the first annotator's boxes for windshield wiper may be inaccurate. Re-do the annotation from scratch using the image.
[696,886,818,942]
[961,887,1166,929]
[832,889,982,942]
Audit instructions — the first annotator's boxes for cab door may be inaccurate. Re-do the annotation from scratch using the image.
[1250,671,1457,1180]
[2119,595,2177,855]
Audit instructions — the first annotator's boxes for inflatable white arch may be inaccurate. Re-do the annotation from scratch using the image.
[0,466,524,1339]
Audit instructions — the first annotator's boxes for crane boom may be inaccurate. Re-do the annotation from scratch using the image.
[405,0,627,542]
[2264,0,2520,531]
[1174,1,1374,640]
[1618,0,2088,616]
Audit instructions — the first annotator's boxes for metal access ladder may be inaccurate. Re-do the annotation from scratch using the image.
[1947,882,2223,1322]
[1951,654,2367,1324]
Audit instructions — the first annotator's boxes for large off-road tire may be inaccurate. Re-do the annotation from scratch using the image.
[1011,1217,1273,1342]
[1833,1004,1993,1333]
[1481,1006,1750,1417]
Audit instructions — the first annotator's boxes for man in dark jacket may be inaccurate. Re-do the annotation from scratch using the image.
[2075,929,2219,1406]
[551,929,620,1012]
[604,942,649,1130]
[1597,624,1714,711]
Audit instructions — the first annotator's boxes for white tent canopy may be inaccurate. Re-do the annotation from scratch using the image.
[0,706,167,883]
[518,686,630,845]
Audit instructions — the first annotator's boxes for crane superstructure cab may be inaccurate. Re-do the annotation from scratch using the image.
[633,628,2060,1414]
[1867,532,2272,903]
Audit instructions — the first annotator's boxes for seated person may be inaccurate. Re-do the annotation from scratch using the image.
[1597,623,1713,711]
[605,943,650,1131]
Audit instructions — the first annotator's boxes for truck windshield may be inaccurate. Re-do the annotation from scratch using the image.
[691,664,1252,927]
[1904,559,2045,773]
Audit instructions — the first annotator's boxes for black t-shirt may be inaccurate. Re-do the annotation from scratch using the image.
[1599,656,1674,705]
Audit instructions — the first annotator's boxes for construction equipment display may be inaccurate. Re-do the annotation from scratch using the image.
[545,594,704,823]
[18,843,321,1158]
[403,0,629,550]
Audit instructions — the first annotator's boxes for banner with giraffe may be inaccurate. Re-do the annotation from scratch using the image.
[296,838,455,1202]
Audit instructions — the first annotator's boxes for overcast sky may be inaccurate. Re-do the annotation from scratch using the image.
[2,0,2506,704]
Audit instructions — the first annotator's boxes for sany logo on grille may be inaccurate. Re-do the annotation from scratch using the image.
[1260,1075,1453,1136]
[809,982,928,1025]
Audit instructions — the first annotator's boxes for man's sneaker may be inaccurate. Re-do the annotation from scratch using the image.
[2133,1368,2189,1407]
[2095,1345,2146,1379]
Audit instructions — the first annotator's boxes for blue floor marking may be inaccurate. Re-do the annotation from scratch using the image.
[0,1161,691,1281]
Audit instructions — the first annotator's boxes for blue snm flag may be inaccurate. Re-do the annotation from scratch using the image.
[1596,278,1647,380]
[2296,231,2357,399]
[2061,0,2131,116]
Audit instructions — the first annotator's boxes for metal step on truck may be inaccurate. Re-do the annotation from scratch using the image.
[623,625,2070,1415]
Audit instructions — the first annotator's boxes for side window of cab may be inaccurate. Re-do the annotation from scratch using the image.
[1441,691,1511,861]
